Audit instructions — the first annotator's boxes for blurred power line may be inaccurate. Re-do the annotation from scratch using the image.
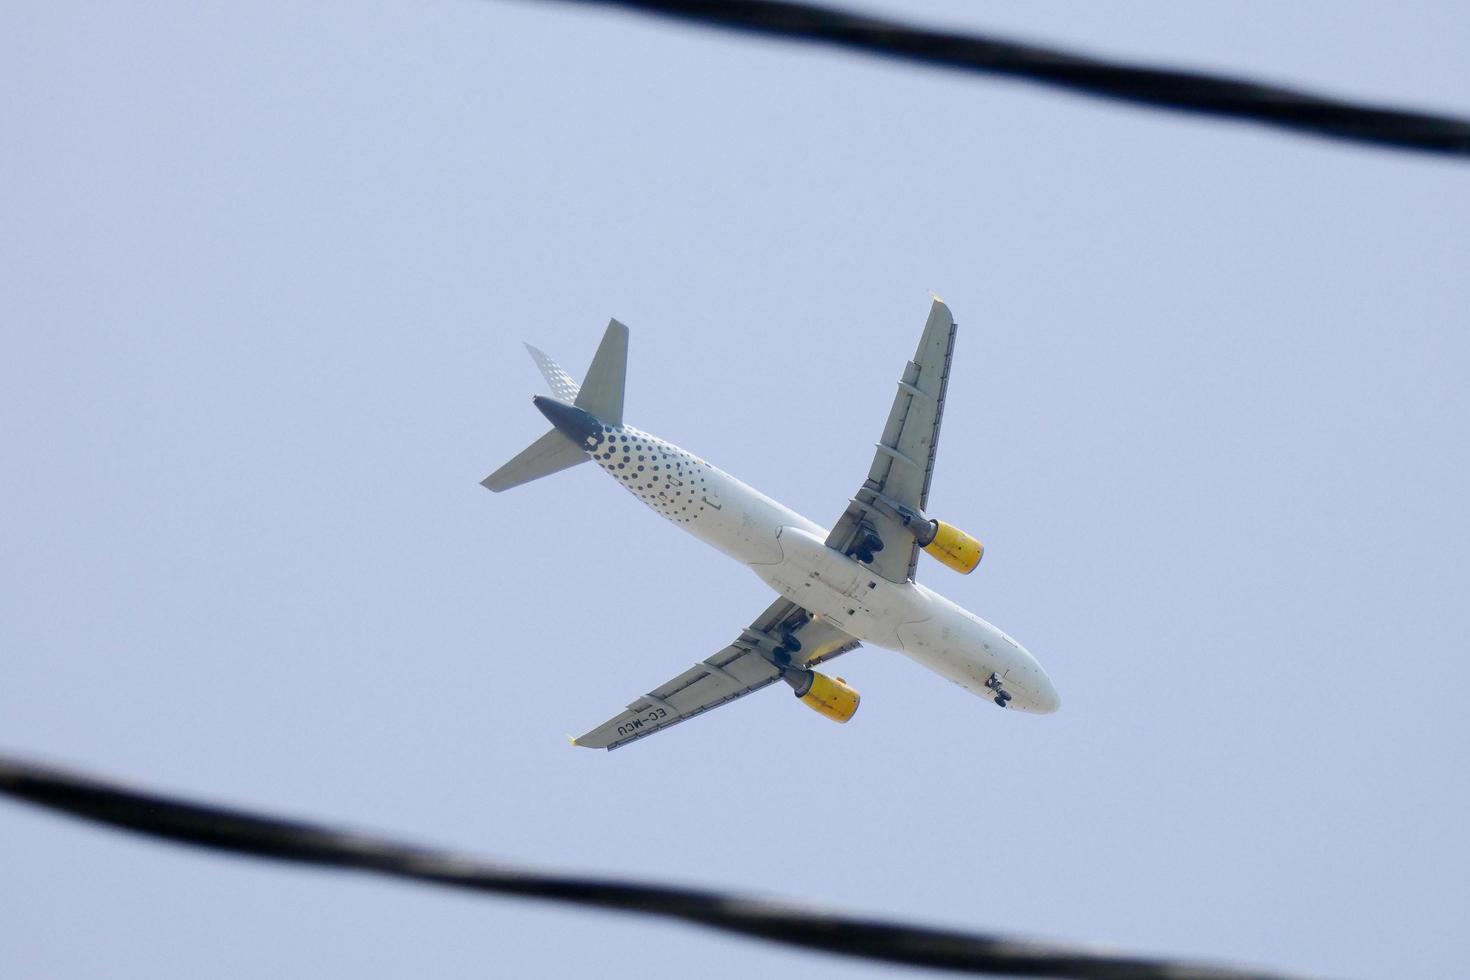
[543,0,1470,158]
[2,753,1303,979]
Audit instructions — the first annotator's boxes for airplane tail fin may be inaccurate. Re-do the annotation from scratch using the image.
[481,428,586,492]
[482,318,629,493]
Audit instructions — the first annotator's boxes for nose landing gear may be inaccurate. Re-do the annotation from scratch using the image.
[985,672,1014,709]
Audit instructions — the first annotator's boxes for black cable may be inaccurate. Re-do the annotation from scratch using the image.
[2,754,1302,979]
[539,0,1470,158]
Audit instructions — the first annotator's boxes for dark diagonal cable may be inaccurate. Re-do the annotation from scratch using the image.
[538,0,1470,158]
[2,754,1300,979]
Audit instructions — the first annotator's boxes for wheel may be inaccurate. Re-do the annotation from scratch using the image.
[862,532,885,553]
[993,696,1008,708]
[772,646,793,666]
[853,548,874,564]
[781,633,802,653]
[999,690,1012,702]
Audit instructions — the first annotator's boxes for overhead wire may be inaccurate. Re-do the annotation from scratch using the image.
[2,753,1302,979]
[540,0,1470,158]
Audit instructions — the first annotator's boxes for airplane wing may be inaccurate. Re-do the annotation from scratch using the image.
[573,598,860,750]
[824,298,956,583]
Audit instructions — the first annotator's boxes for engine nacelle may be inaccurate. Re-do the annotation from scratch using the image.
[784,669,860,724]
[917,519,984,574]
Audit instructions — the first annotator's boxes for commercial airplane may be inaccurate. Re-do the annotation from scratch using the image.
[484,299,1059,749]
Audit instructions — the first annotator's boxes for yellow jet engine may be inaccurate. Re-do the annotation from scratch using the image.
[915,519,984,574]
[783,669,860,723]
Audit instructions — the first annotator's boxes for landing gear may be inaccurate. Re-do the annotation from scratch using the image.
[773,616,807,665]
[771,633,802,666]
[986,672,1013,708]
[849,529,885,565]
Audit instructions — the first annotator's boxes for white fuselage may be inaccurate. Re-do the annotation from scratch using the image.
[588,423,1059,714]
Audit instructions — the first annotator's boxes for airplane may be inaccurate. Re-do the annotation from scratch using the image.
[483,298,1059,749]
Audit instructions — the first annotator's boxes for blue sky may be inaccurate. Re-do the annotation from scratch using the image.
[3,2,1468,977]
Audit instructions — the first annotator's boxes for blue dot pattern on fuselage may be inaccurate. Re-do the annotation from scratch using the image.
[589,424,713,524]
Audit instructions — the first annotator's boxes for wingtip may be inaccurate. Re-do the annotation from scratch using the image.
[566,733,580,747]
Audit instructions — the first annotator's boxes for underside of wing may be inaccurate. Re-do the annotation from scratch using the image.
[573,598,860,750]
[826,298,956,583]
[571,646,781,750]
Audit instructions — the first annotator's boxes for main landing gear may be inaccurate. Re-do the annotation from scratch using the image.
[985,671,1014,709]
[770,617,807,667]
[848,528,885,565]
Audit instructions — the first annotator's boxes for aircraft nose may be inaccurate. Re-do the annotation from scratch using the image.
[1026,673,1061,714]
[1006,654,1061,715]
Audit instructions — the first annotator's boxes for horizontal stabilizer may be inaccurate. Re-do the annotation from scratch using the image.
[481,428,587,492]
[525,343,581,403]
[573,319,628,426]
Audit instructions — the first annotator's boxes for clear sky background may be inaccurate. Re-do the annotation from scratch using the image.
[3,2,1467,977]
